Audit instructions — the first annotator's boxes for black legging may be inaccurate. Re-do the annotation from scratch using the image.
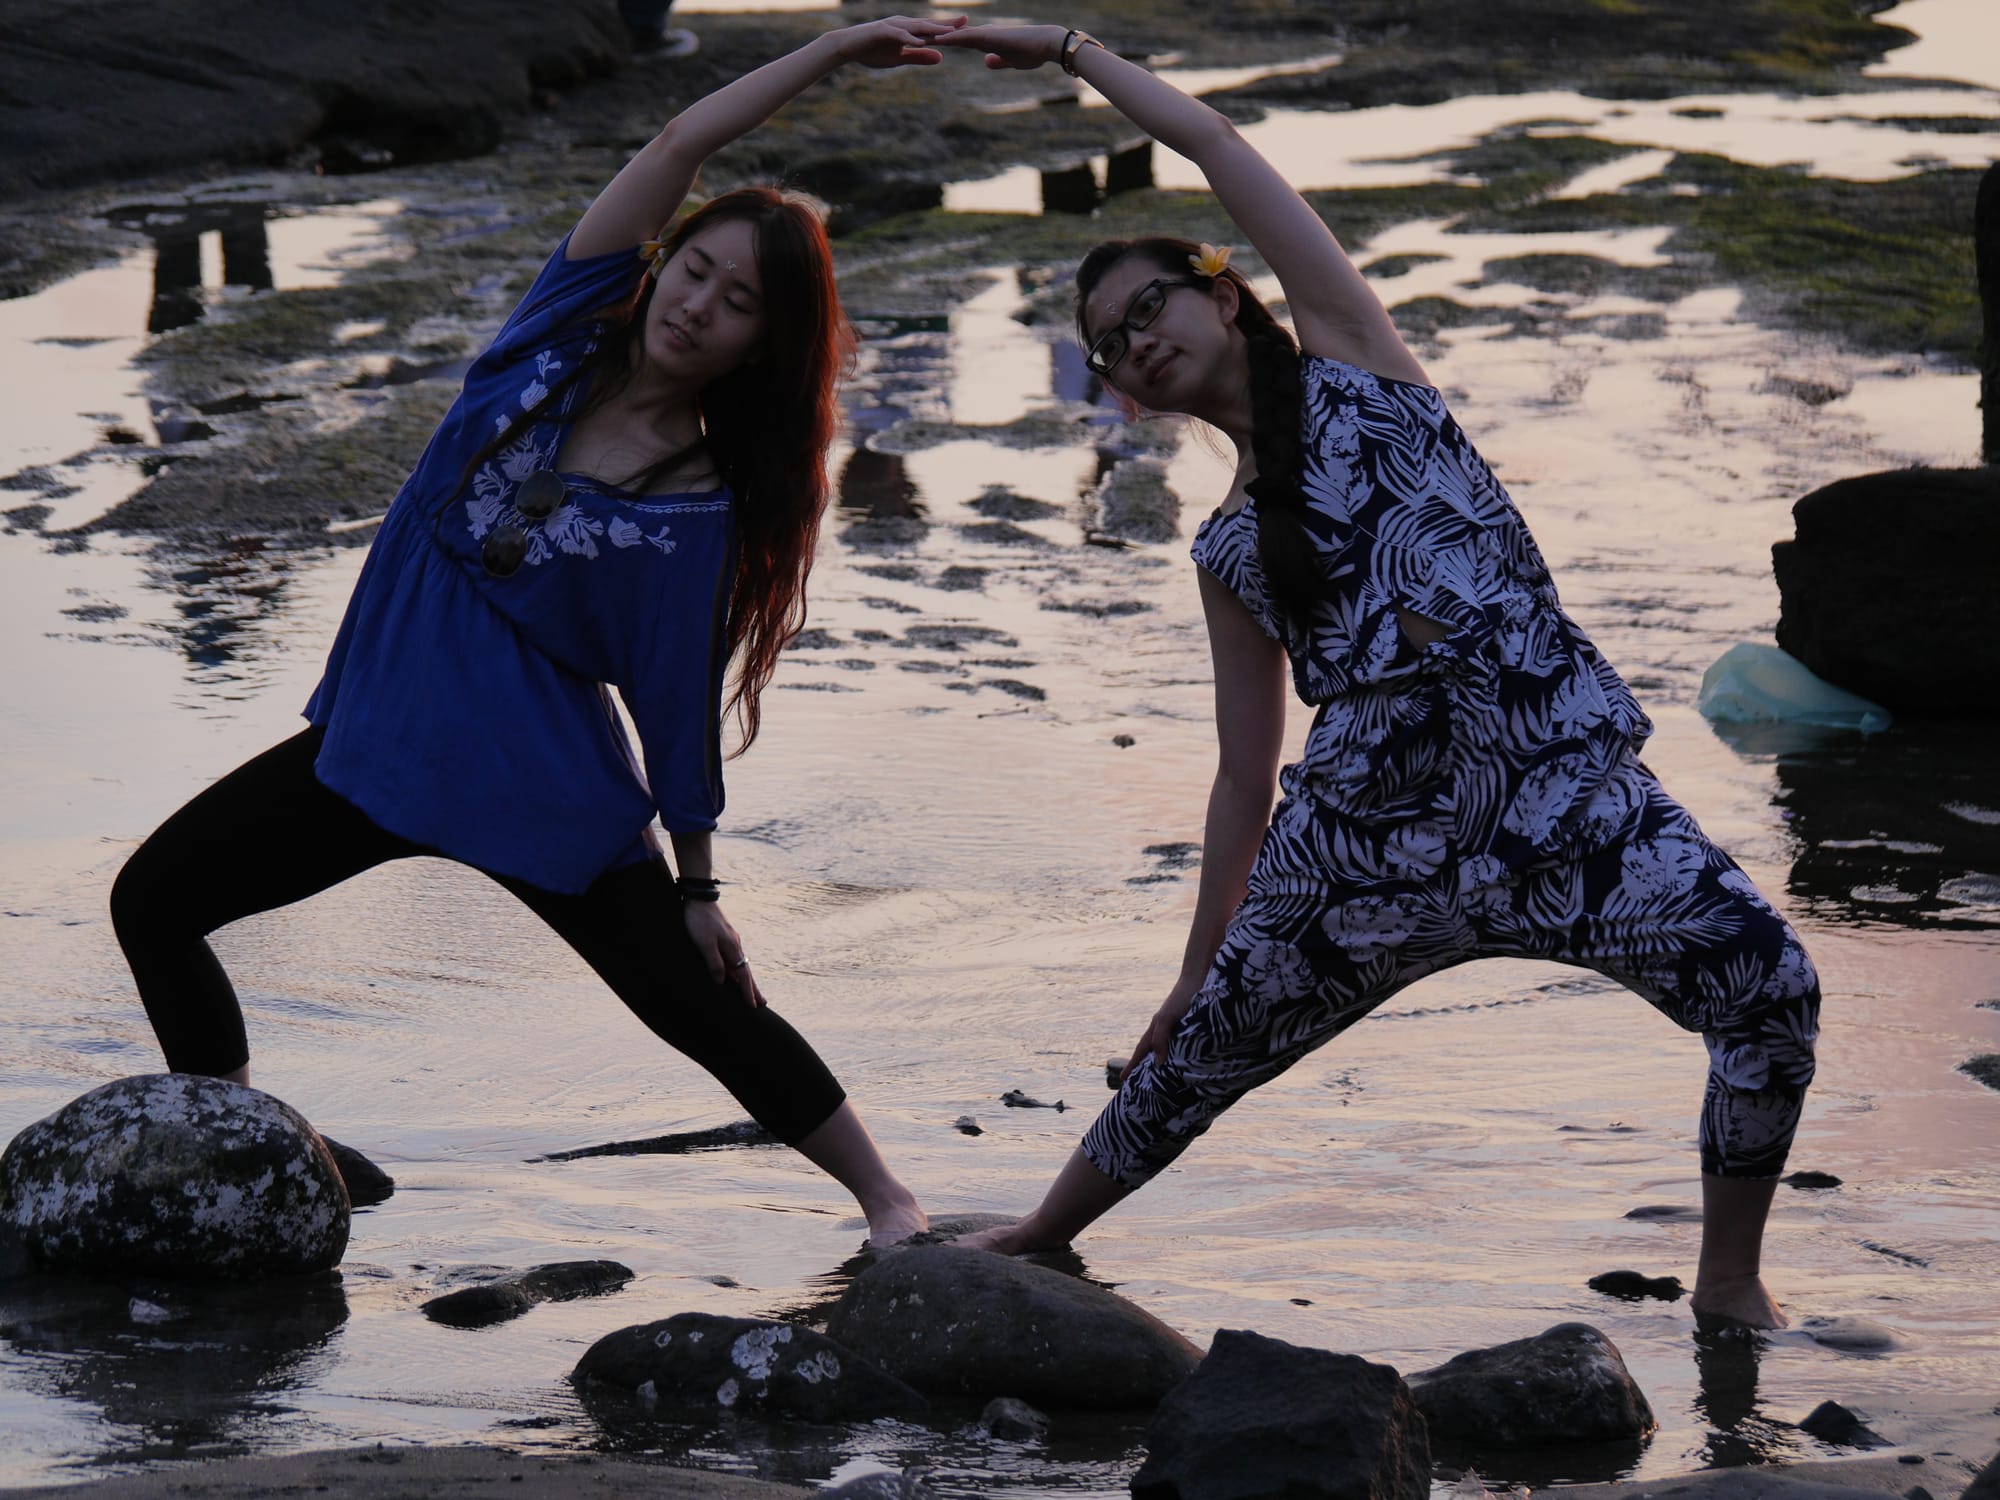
[108,727,847,1145]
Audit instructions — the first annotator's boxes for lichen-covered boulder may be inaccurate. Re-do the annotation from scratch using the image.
[0,1074,349,1277]
[1407,1322,1654,1449]
[824,1244,1202,1408]
[572,1312,926,1422]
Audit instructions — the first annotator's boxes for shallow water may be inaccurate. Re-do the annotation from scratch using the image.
[3,2,1999,1492]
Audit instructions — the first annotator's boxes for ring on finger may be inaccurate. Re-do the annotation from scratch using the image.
[729,956,750,970]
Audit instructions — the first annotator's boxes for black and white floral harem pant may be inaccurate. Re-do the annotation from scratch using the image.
[1080,759,1821,1187]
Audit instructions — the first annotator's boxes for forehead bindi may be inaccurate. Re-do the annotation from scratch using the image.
[1087,262,1172,339]
[687,227,763,299]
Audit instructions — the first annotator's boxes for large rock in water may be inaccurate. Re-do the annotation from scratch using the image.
[1131,1328,1430,1500]
[573,1313,926,1422]
[1407,1322,1654,1449]
[824,1244,1202,1408]
[1771,467,2000,718]
[0,1075,349,1277]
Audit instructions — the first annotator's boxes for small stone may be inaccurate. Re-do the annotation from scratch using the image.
[1801,1316,1911,1353]
[1112,734,1136,748]
[954,1116,984,1136]
[981,1395,1050,1440]
[1623,1203,1701,1222]
[1291,1298,1313,1306]
[822,1472,939,1500]
[1798,1399,1887,1448]
[1588,1270,1686,1302]
[320,1135,395,1207]
[423,1261,633,1328]
[1000,1090,1064,1111]
[1785,1170,1843,1190]
[1958,1054,2000,1092]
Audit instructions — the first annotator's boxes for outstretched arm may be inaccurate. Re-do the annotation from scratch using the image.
[941,24,1425,384]
[569,14,966,258]
[1126,565,1289,1074]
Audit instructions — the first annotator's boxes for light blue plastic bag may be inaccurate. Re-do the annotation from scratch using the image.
[1697,642,1892,734]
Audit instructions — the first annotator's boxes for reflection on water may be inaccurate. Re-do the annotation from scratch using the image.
[1689,1328,1798,1467]
[0,1272,348,1464]
[943,142,1154,216]
[1760,723,2000,930]
[103,203,273,336]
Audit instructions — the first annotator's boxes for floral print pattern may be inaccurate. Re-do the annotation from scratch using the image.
[1079,357,1820,1188]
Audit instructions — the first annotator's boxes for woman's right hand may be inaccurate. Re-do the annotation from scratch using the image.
[1124,977,1201,1081]
[936,22,1070,72]
[832,14,968,70]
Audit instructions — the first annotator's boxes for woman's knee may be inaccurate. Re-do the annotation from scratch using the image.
[110,840,173,945]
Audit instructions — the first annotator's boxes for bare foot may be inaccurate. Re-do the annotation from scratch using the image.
[1692,1273,1787,1330]
[862,1194,928,1249]
[954,1224,1025,1255]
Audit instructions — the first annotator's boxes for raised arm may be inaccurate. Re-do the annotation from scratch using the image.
[569,14,966,259]
[941,24,1425,384]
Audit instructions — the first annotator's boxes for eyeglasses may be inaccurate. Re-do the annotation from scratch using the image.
[482,469,567,578]
[1083,278,1202,377]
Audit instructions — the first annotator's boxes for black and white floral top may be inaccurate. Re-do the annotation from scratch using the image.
[1190,354,1652,873]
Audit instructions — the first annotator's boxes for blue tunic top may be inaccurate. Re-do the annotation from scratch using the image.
[1190,353,1653,876]
[304,235,736,895]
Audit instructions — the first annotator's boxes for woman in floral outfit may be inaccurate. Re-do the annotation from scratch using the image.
[947,22,1819,1326]
[108,17,969,1245]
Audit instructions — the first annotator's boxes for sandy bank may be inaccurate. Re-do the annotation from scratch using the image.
[0,1445,808,1499]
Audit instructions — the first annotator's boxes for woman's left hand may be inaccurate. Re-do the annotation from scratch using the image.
[684,899,764,1008]
[933,22,1069,72]
[834,14,968,70]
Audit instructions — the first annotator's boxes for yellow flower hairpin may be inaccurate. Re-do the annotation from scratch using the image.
[1188,242,1233,278]
[639,238,671,274]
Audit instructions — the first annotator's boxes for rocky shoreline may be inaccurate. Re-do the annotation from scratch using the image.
[2,0,1991,546]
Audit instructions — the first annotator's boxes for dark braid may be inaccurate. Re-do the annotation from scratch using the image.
[1076,237,1320,632]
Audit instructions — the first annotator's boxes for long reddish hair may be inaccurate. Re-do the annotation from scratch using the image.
[476,186,855,754]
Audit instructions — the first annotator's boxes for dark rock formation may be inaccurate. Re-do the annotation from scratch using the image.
[1798,1399,1887,1448]
[422,1260,632,1328]
[0,1074,348,1277]
[1130,1328,1430,1500]
[1963,1448,2000,1500]
[572,1312,926,1422]
[1772,467,2000,718]
[1588,1269,1686,1302]
[1407,1322,1655,1449]
[825,1244,1201,1408]
[1785,1170,1843,1190]
[980,1395,1051,1440]
[0,0,627,201]
[1959,1054,2000,1092]
[320,1136,394,1207]
[1979,162,1998,464]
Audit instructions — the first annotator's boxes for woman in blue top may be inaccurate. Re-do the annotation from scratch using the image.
[942,24,1820,1327]
[108,15,968,1246]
